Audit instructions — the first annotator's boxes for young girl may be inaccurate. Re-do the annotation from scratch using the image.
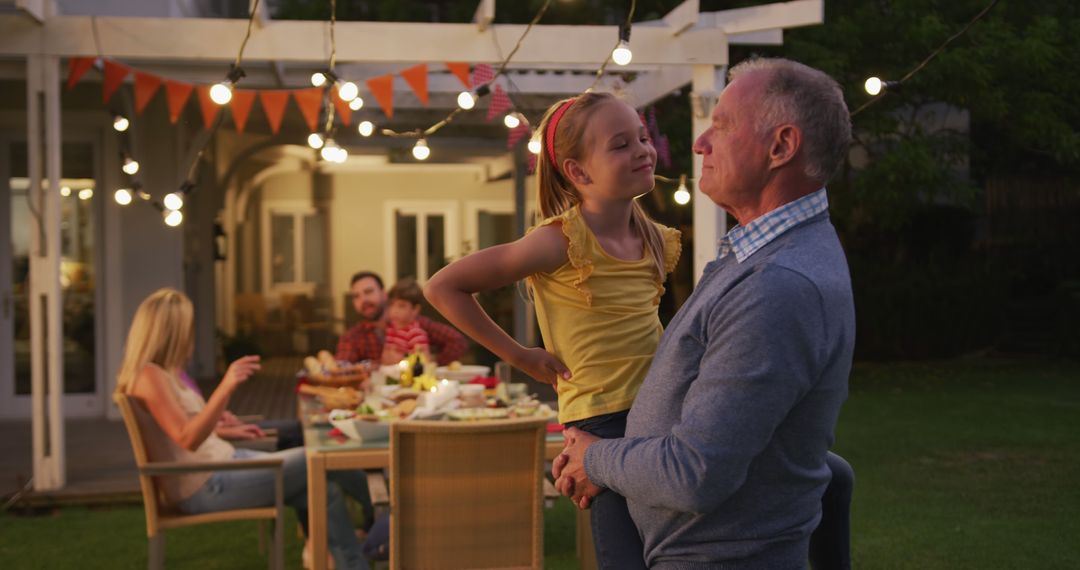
[115,288,372,570]
[425,92,680,570]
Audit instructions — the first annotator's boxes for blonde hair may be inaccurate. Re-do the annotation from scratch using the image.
[535,92,667,279]
[115,288,195,395]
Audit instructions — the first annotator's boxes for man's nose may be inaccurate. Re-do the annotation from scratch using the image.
[692,133,709,155]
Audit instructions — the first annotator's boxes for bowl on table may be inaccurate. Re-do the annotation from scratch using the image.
[434,365,491,382]
[328,410,391,442]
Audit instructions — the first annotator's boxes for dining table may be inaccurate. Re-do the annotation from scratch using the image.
[299,393,566,570]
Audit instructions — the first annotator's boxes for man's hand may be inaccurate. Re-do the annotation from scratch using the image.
[381,344,404,365]
[215,423,266,441]
[511,347,571,386]
[553,427,603,509]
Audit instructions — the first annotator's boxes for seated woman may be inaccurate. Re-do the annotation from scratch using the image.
[115,288,371,570]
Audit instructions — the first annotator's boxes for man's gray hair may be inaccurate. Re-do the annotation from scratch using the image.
[729,58,852,184]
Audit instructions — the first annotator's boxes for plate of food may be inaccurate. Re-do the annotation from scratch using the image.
[434,363,491,382]
[304,351,369,387]
[447,407,511,422]
[328,409,391,442]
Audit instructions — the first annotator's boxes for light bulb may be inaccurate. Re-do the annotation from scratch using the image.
[164,209,183,227]
[358,121,375,137]
[163,192,184,211]
[864,77,883,96]
[112,115,129,132]
[311,72,327,87]
[114,188,133,205]
[60,186,71,197]
[412,139,431,161]
[209,82,233,105]
[122,157,139,175]
[457,91,476,110]
[503,113,521,129]
[78,188,93,201]
[612,40,633,66]
[348,96,364,111]
[320,139,343,162]
[527,139,541,155]
[338,81,359,102]
[674,187,691,205]
[307,132,325,149]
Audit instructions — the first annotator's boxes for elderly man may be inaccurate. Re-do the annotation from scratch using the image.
[554,58,856,568]
[335,271,468,365]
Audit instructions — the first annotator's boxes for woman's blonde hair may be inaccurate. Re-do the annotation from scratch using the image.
[535,92,667,279]
[115,288,195,394]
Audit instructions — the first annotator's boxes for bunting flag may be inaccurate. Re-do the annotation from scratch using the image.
[230,89,257,134]
[366,75,394,119]
[486,84,511,121]
[332,90,353,127]
[400,64,429,105]
[102,60,130,104]
[445,62,472,90]
[164,80,194,124]
[507,123,530,149]
[134,71,163,115]
[196,86,221,130]
[259,90,290,134]
[292,88,323,133]
[471,63,494,88]
[66,57,96,91]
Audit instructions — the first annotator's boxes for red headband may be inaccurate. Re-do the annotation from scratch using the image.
[545,98,577,170]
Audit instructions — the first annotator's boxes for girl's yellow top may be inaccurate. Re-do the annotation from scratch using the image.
[528,206,681,423]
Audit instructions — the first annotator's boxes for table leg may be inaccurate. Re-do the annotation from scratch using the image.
[307,451,329,570]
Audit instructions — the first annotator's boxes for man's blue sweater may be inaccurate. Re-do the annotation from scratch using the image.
[585,211,855,569]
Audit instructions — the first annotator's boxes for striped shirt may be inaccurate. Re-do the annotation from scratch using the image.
[718,188,829,263]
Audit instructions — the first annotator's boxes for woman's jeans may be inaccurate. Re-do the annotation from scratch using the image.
[177,447,372,570]
[565,410,647,570]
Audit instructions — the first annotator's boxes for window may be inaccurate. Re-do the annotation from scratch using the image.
[384,201,458,284]
[262,203,326,293]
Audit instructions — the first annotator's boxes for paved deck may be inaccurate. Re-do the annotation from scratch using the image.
[0,356,303,506]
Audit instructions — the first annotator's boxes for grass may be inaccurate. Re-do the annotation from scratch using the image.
[2,358,1078,569]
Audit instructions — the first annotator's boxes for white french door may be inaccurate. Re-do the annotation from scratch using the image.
[384,201,459,285]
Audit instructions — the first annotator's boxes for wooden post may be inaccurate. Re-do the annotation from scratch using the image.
[690,64,727,285]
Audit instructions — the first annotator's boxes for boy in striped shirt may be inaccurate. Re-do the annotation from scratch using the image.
[380,278,431,364]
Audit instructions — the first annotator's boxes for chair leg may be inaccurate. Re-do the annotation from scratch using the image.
[272,516,285,570]
[148,534,165,570]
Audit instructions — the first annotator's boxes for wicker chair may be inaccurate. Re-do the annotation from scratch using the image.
[389,417,548,570]
[114,393,285,570]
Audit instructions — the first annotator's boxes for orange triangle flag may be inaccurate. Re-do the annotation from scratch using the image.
[446,62,471,90]
[366,75,394,119]
[66,57,96,91]
[134,72,162,115]
[164,80,194,124]
[401,64,429,106]
[259,90,290,135]
[230,90,257,134]
[196,86,221,130]
[332,90,353,127]
[102,60,130,104]
[293,88,324,133]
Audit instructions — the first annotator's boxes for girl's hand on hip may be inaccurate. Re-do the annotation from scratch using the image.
[223,355,261,390]
[513,348,571,386]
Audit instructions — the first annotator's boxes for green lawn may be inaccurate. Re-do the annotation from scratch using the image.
[2,359,1078,569]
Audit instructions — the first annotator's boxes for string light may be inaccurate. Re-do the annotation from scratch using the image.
[112,114,129,132]
[457,91,477,110]
[503,112,522,129]
[412,138,431,160]
[337,81,359,102]
[114,188,133,205]
[348,96,364,111]
[358,120,375,137]
[673,174,691,206]
[209,65,246,106]
[307,132,325,149]
[612,23,633,66]
[163,192,184,211]
[320,138,348,163]
[78,188,93,201]
[311,71,328,87]
[163,209,183,227]
[122,156,139,175]
[60,186,71,197]
[527,138,541,155]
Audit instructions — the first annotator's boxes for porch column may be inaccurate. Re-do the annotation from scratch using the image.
[690,64,727,285]
[27,53,65,491]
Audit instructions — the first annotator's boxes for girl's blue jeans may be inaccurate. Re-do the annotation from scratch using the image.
[177,447,370,570]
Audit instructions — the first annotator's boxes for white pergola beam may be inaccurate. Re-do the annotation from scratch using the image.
[729,29,783,46]
[663,0,699,36]
[0,15,731,65]
[474,0,494,32]
[703,0,823,35]
[623,65,692,107]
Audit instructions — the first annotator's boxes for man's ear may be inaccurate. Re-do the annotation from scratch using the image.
[769,124,801,170]
[562,158,592,186]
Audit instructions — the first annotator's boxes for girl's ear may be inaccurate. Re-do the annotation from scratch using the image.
[562,158,591,186]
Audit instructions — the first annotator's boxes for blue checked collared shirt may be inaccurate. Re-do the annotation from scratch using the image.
[717,188,829,263]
